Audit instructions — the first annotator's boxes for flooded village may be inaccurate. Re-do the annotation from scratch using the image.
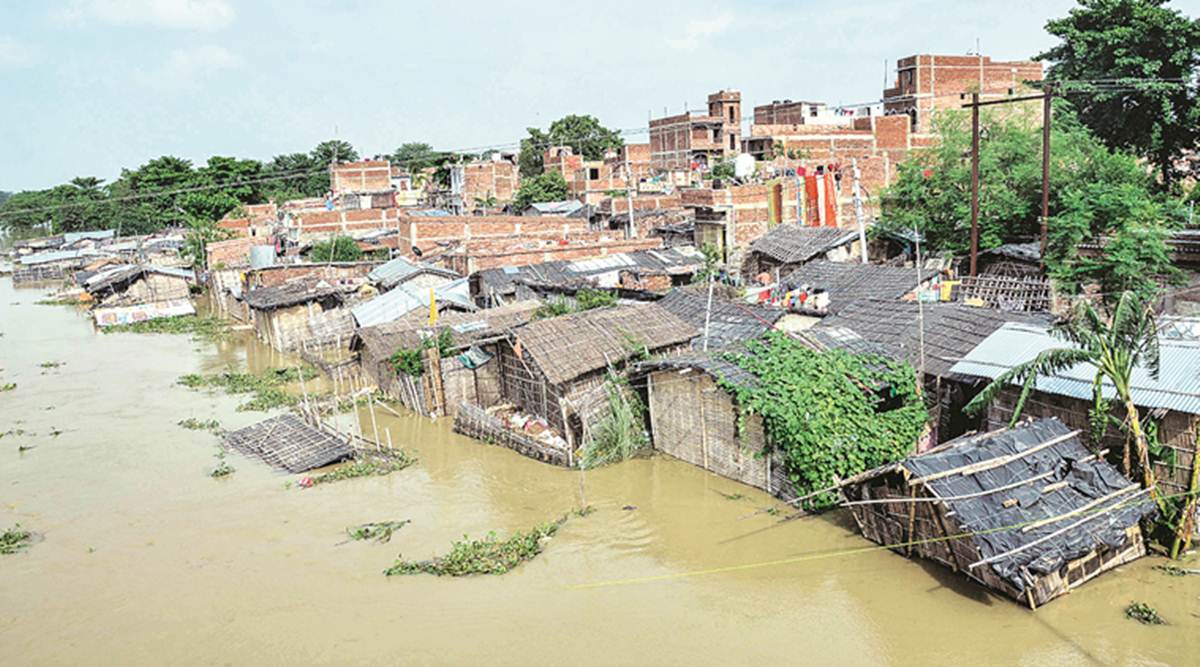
[4,1,1200,664]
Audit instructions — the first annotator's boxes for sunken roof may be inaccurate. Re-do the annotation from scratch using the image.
[515,303,697,385]
[243,280,347,310]
[864,418,1154,592]
[748,225,858,264]
[224,414,354,473]
[780,260,936,308]
[81,264,194,295]
[657,288,782,350]
[809,299,1049,378]
[982,242,1042,263]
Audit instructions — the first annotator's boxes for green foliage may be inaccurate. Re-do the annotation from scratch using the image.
[574,288,617,311]
[720,332,928,508]
[1125,601,1166,625]
[101,315,229,341]
[878,103,1182,297]
[532,298,574,320]
[309,235,363,262]
[518,115,624,177]
[388,330,455,377]
[0,525,33,555]
[1039,0,1200,188]
[578,373,649,469]
[306,451,417,486]
[513,171,570,210]
[0,383,15,393]
[177,366,318,412]
[177,418,222,433]
[692,243,723,283]
[181,214,234,270]
[710,159,737,180]
[391,142,457,174]
[210,448,235,478]
[346,520,411,543]
[384,518,564,576]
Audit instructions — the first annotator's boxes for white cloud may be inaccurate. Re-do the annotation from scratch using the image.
[667,14,733,51]
[162,44,240,77]
[0,36,36,68]
[57,0,235,30]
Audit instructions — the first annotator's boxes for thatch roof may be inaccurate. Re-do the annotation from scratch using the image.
[514,303,697,385]
[354,300,541,358]
[748,225,858,264]
[656,288,782,350]
[848,418,1154,592]
[243,280,347,310]
[633,353,758,389]
[809,300,1049,378]
[223,414,354,473]
[780,260,936,307]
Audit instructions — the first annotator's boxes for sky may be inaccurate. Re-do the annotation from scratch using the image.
[2,0,1199,192]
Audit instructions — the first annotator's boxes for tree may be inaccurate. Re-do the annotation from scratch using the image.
[1038,0,1200,189]
[517,116,624,178]
[311,140,358,166]
[965,292,1165,512]
[391,142,448,172]
[879,102,1182,297]
[513,171,570,210]
[263,152,321,200]
[309,236,363,262]
[0,191,10,206]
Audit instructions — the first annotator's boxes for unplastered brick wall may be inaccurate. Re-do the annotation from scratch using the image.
[601,193,683,215]
[331,160,392,193]
[247,262,378,289]
[604,143,653,180]
[289,207,399,237]
[571,162,628,204]
[544,147,583,181]
[883,54,1043,133]
[441,237,663,273]
[463,160,519,210]
[206,237,259,269]
[397,215,590,255]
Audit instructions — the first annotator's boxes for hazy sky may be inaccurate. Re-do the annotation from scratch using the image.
[2,0,1198,191]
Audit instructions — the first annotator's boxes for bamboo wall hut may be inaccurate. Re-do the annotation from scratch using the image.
[633,355,791,498]
[496,303,697,448]
[951,322,1200,531]
[842,418,1155,609]
[352,300,541,418]
[244,280,357,351]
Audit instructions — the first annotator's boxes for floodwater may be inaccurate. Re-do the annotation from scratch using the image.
[1,275,1199,666]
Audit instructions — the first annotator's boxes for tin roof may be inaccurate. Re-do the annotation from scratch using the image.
[367,257,459,290]
[350,278,472,328]
[951,322,1200,414]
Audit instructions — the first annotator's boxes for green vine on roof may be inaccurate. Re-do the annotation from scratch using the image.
[389,329,455,377]
[718,331,928,509]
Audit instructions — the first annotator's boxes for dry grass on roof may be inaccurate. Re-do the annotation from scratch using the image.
[515,303,697,385]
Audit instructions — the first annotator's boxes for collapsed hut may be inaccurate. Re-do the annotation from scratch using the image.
[12,248,102,284]
[80,264,196,326]
[632,354,791,497]
[842,418,1155,609]
[461,303,695,464]
[224,413,355,473]
[352,300,542,418]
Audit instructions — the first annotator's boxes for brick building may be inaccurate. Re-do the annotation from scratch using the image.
[883,54,1043,133]
[682,182,800,266]
[649,90,742,170]
[331,160,392,194]
[543,146,584,182]
[753,100,853,126]
[440,236,664,274]
[460,156,519,212]
[395,213,589,257]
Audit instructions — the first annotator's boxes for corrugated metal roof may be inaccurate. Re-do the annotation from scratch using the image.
[528,200,584,215]
[368,257,458,289]
[950,322,1200,415]
[20,248,102,265]
[351,278,472,328]
[63,229,115,244]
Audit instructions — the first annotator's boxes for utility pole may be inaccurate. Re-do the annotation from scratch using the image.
[962,89,1052,276]
[1040,85,1052,262]
[851,158,868,264]
[624,147,636,240]
[970,92,980,276]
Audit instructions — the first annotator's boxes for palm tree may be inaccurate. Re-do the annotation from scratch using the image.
[966,291,1163,509]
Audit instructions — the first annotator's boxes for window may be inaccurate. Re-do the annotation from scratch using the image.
[728,106,735,122]
[588,168,600,180]
[729,133,736,150]
[712,128,721,142]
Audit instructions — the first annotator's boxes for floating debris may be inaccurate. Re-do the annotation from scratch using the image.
[716,491,746,501]
[347,520,411,544]
[224,414,354,474]
[102,315,230,341]
[1126,601,1167,625]
[210,448,235,478]
[177,418,222,433]
[39,361,63,369]
[385,518,565,577]
[177,367,317,412]
[0,383,14,393]
[304,450,416,486]
[0,525,33,555]
[1154,564,1200,577]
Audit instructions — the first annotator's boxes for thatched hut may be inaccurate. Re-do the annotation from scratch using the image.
[495,303,696,448]
[352,300,541,417]
[742,225,859,281]
[843,418,1155,609]
[244,280,356,351]
[633,355,791,497]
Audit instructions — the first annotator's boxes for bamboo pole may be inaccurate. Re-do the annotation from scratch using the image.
[909,430,1081,485]
[1019,484,1140,533]
[368,393,382,452]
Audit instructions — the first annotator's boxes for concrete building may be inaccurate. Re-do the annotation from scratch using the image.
[649,90,742,170]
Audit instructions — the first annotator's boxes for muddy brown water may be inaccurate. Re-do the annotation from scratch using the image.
[1,276,1198,665]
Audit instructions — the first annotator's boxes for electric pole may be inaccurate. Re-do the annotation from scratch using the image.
[851,158,868,264]
[970,92,980,276]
